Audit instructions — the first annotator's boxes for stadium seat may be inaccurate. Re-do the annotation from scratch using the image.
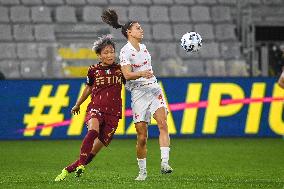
[55,6,77,23]
[211,6,232,22]
[220,42,241,59]
[17,43,38,59]
[43,0,64,5]
[183,59,205,76]
[174,0,195,5]
[10,6,30,23]
[86,0,108,5]
[34,25,55,41]
[191,6,210,22]
[152,0,173,5]
[109,0,130,5]
[173,24,193,40]
[0,60,20,78]
[152,24,173,40]
[129,6,149,22]
[0,0,19,5]
[65,0,86,5]
[20,60,44,78]
[21,0,43,5]
[196,0,217,5]
[0,43,16,59]
[218,0,236,5]
[226,60,249,76]
[14,25,34,41]
[169,6,190,22]
[157,43,178,59]
[194,24,214,41]
[149,6,169,22]
[205,59,226,76]
[31,6,52,23]
[83,7,103,23]
[0,25,12,41]
[130,0,152,5]
[0,7,9,22]
[200,42,220,58]
[215,24,237,40]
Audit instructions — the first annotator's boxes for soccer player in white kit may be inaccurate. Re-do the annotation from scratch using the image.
[102,9,173,181]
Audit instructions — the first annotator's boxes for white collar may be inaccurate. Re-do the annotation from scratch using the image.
[127,41,142,52]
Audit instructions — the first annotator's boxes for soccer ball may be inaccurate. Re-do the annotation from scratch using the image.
[180,32,202,52]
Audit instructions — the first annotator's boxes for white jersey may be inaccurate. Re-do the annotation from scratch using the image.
[119,41,157,91]
[119,42,167,123]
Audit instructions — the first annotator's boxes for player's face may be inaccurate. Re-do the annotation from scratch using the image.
[99,45,115,66]
[128,23,144,41]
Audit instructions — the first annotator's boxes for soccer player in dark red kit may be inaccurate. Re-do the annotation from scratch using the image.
[55,35,124,181]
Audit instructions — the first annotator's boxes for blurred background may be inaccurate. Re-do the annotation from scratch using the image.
[0,0,283,79]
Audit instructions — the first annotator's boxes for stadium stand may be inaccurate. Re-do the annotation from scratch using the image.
[0,0,283,78]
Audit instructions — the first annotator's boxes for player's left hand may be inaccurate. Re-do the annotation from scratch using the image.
[71,105,80,115]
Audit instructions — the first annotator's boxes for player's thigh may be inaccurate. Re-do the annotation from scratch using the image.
[87,118,100,132]
[150,90,167,121]
[85,111,103,132]
[153,107,167,121]
[98,115,120,146]
[153,107,168,131]
[132,97,151,123]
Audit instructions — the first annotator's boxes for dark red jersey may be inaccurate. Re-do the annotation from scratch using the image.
[86,63,124,118]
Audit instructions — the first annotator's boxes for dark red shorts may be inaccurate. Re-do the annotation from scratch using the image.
[85,110,120,146]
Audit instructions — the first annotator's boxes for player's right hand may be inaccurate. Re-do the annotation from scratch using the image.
[71,105,80,115]
[140,70,153,79]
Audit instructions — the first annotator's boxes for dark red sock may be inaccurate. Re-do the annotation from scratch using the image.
[65,154,95,173]
[79,130,98,165]
[85,153,95,165]
[66,159,80,173]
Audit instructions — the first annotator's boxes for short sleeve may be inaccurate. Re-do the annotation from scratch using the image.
[119,50,131,66]
[86,66,94,86]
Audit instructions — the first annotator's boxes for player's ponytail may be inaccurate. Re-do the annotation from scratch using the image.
[101,9,122,29]
[102,9,137,39]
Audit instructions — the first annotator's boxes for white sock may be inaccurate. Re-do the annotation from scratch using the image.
[137,158,146,172]
[160,147,170,165]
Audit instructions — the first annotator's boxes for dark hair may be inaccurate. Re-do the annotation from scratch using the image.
[101,9,137,39]
[92,34,115,54]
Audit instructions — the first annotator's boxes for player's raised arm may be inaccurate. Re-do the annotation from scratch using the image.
[121,65,153,80]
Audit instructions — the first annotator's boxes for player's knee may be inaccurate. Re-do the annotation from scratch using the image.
[157,119,168,132]
[88,126,99,133]
[137,134,147,147]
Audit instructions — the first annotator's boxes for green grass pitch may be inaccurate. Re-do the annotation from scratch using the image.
[1,138,284,188]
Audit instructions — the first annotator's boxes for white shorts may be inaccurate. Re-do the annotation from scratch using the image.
[131,83,167,123]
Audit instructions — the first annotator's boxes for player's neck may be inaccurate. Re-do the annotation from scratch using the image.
[128,38,140,52]
[100,62,111,67]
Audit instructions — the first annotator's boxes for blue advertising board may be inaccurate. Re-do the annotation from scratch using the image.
[0,77,283,140]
